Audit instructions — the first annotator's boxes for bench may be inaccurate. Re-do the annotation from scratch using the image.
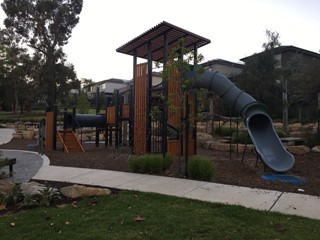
[0,158,17,177]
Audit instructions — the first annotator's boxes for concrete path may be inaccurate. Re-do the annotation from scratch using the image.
[1,150,45,183]
[32,165,320,220]
[1,128,320,220]
[0,128,15,145]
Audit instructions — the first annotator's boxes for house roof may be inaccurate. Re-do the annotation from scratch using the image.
[240,45,320,62]
[201,58,244,68]
[86,78,129,87]
[116,21,211,62]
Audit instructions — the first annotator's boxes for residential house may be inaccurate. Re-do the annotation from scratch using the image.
[240,45,320,69]
[84,78,130,100]
[201,58,244,78]
[240,45,320,122]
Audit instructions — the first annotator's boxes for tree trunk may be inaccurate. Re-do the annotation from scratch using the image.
[13,79,18,115]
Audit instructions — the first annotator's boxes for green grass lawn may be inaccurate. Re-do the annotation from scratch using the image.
[0,191,318,240]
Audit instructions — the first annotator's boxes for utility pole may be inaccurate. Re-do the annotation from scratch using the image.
[283,77,288,133]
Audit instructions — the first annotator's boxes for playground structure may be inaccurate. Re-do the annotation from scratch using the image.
[44,88,131,153]
[44,21,295,172]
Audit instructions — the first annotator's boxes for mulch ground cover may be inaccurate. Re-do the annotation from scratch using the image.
[1,138,319,197]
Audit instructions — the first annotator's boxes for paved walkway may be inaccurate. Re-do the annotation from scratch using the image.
[1,128,320,220]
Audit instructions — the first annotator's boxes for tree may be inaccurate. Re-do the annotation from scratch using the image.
[0,28,31,114]
[235,29,282,118]
[289,61,320,120]
[156,39,204,174]
[262,29,281,50]
[1,0,83,111]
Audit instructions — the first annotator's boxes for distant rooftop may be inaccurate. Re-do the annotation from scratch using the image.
[240,45,320,61]
[87,78,128,87]
[116,21,211,62]
[202,58,244,68]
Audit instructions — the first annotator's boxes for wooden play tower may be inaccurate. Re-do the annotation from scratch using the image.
[116,21,210,156]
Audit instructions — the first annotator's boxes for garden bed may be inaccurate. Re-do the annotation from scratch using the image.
[1,138,319,197]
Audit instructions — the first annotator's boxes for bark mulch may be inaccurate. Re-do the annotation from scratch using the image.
[1,138,319,197]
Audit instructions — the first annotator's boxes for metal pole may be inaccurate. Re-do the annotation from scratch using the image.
[283,77,288,133]
[96,87,100,114]
[53,105,57,151]
[185,95,190,176]
[317,92,320,136]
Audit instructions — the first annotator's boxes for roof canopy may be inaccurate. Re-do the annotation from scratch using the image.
[116,21,211,62]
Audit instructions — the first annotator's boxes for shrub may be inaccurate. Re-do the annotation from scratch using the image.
[231,131,252,144]
[187,156,215,181]
[306,133,320,148]
[214,126,236,137]
[129,154,174,174]
[231,130,288,144]
[276,130,287,138]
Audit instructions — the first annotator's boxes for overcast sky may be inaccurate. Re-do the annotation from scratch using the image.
[1,0,320,82]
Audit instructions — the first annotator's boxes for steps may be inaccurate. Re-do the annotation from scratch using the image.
[57,129,85,153]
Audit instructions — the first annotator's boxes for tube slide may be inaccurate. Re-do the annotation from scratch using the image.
[66,113,106,128]
[186,71,295,172]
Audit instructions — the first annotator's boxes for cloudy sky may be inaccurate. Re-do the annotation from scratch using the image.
[1,0,320,82]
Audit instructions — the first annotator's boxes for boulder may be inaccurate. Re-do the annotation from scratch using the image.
[12,132,23,139]
[202,141,213,149]
[60,184,111,199]
[288,123,302,132]
[197,132,214,144]
[273,122,283,130]
[197,124,207,133]
[211,143,232,152]
[22,130,35,139]
[311,145,320,153]
[20,181,58,196]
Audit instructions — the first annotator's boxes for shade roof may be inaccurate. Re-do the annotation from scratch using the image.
[116,21,211,62]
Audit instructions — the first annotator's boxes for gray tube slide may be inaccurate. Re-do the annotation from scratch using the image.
[185,71,295,172]
[66,113,106,128]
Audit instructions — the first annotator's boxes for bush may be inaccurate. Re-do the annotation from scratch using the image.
[187,156,215,181]
[231,130,288,144]
[276,130,287,138]
[214,126,236,137]
[231,131,252,144]
[306,133,320,148]
[129,154,174,174]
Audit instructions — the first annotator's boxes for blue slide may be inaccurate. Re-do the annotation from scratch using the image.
[186,71,295,172]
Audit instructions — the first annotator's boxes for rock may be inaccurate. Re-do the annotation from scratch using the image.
[222,121,237,129]
[60,184,111,199]
[311,145,320,153]
[287,145,310,155]
[77,134,89,141]
[197,124,207,133]
[288,123,302,132]
[12,133,23,139]
[20,181,58,196]
[22,130,35,139]
[273,122,283,130]
[197,132,214,144]
[202,141,213,149]
[211,143,232,152]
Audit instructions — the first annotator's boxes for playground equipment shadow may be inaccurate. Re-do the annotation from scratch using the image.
[1,128,320,221]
